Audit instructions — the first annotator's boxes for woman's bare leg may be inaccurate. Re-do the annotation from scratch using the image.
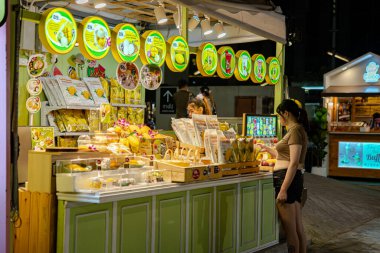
[277,202,299,253]
[295,202,307,253]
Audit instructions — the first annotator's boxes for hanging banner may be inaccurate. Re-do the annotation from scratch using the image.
[111,23,140,63]
[234,50,252,81]
[78,16,111,60]
[251,54,267,83]
[265,57,281,85]
[196,42,218,77]
[140,30,166,67]
[166,35,189,72]
[39,8,77,54]
[217,46,236,79]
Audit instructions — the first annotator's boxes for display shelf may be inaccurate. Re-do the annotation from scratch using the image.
[111,103,146,108]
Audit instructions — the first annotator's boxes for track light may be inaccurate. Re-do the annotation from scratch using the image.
[154,2,168,24]
[188,12,200,31]
[75,0,89,4]
[94,0,106,9]
[214,22,226,38]
[201,16,213,35]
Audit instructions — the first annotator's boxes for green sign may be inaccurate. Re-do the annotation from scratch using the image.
[141,30,166,67]
[251,54,266,83]
[0,0,6,26]
[266,57,281,85]
[234,50,251,81]
[196,42,218,77]
[78,16,111,60]
[217,46,236,79]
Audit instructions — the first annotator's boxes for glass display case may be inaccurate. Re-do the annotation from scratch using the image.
[338,141,380,169]
[56,155,170,193]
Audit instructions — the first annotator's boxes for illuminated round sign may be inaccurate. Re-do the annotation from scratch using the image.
[234,50,252,81]
[196,42,218,77]
[251,54,267,83]
[38,8,77,54]
[78,16,111,60]
[140,30,166,67]
[217,46,236,79]
[265,57,281,85]
[166,35,189,72]
[111,23,140,63]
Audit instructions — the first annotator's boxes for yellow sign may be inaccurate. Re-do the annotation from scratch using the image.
[217,46,236,79]
[196,42,218,77]
[38,8,77,54]
[111,23,140,63]
[251,54,266,83]
[166,35,189,72]
[78,16,111,60]
[140,30,166,67]
[265,57,281,85]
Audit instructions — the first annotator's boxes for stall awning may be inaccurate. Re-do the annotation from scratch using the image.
[321,86,380,97]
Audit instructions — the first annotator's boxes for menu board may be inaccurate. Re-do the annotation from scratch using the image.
[251,54,267,83]
[166,35,189,72]
[245,115,277,137]
[338,142,380,169]
[39,8,77,54]
[196,42,218,77]
[265,57,281,85]
[217,46,236,79]
[78,16,111,60]
[140,30,166,67]
[234,50,252,81]
[111,23,140,63]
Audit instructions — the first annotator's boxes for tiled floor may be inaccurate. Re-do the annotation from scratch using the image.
[259,173,380,253]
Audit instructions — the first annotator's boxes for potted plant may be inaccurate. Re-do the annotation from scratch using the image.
[309,107,328,176]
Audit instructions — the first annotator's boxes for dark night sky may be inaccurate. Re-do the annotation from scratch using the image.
[277,0,380,83]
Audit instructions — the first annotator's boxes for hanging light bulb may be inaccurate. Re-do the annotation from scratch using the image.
[201,16,213,35]
[188,11,200,31]
[94,0,107,9]
[214,22,226,38]
[75,0,89,4]
[154,2,168,24]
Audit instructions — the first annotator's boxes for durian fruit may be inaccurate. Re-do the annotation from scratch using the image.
[127,135,140,153]
[141,125,151,134]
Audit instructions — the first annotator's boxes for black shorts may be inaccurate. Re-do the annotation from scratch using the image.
[273,169,303,204]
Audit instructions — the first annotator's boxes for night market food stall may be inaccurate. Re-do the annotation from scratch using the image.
[323,52,380,179]
[12,1,286,253]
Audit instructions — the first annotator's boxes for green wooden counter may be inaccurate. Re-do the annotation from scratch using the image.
[56,173,278,253]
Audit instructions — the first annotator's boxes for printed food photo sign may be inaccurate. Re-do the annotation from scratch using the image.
[251,54,267,83]
[196,42,218,77]
[166,35,189,72]
[265,57,281,85]
[31,127,55,151]
[140,64,162,90]
[27,54,47,78]
[111,23,140,63]
[141,30,166,67]
[27,78,43,96]
[26,96,42,114]
[217,46,236,79]
[39,8,77,54]
[116,62,139,90]
[78,16,111,60]
[234,50,252,81]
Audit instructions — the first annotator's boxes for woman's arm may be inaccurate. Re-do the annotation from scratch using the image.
[257,144,278,158]
[278,144,302,200]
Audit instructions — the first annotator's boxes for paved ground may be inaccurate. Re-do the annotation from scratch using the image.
[259,173,380,253]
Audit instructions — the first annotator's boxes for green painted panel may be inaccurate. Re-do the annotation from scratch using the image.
[216,184,237,253]
[260,179,276,245]
[189,188,213,253]
[156,192,186,253]
[57,200,65,253]
[117,197,152,253]
[239,181,259,252]
[69,203,113,253]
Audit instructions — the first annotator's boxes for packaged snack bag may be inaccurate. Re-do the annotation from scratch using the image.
[192,114,208,147]
[99,77,110,100]
[217,130,236,163]
[206,115,219,129]
[204,129,218,163]
[83,77,109,105]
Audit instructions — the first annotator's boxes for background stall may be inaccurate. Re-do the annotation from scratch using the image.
[323,52,380,179]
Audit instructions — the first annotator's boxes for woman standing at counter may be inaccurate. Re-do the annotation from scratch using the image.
[259,99,309,253]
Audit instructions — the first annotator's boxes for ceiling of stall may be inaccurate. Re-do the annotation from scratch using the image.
[30,0,285,44]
